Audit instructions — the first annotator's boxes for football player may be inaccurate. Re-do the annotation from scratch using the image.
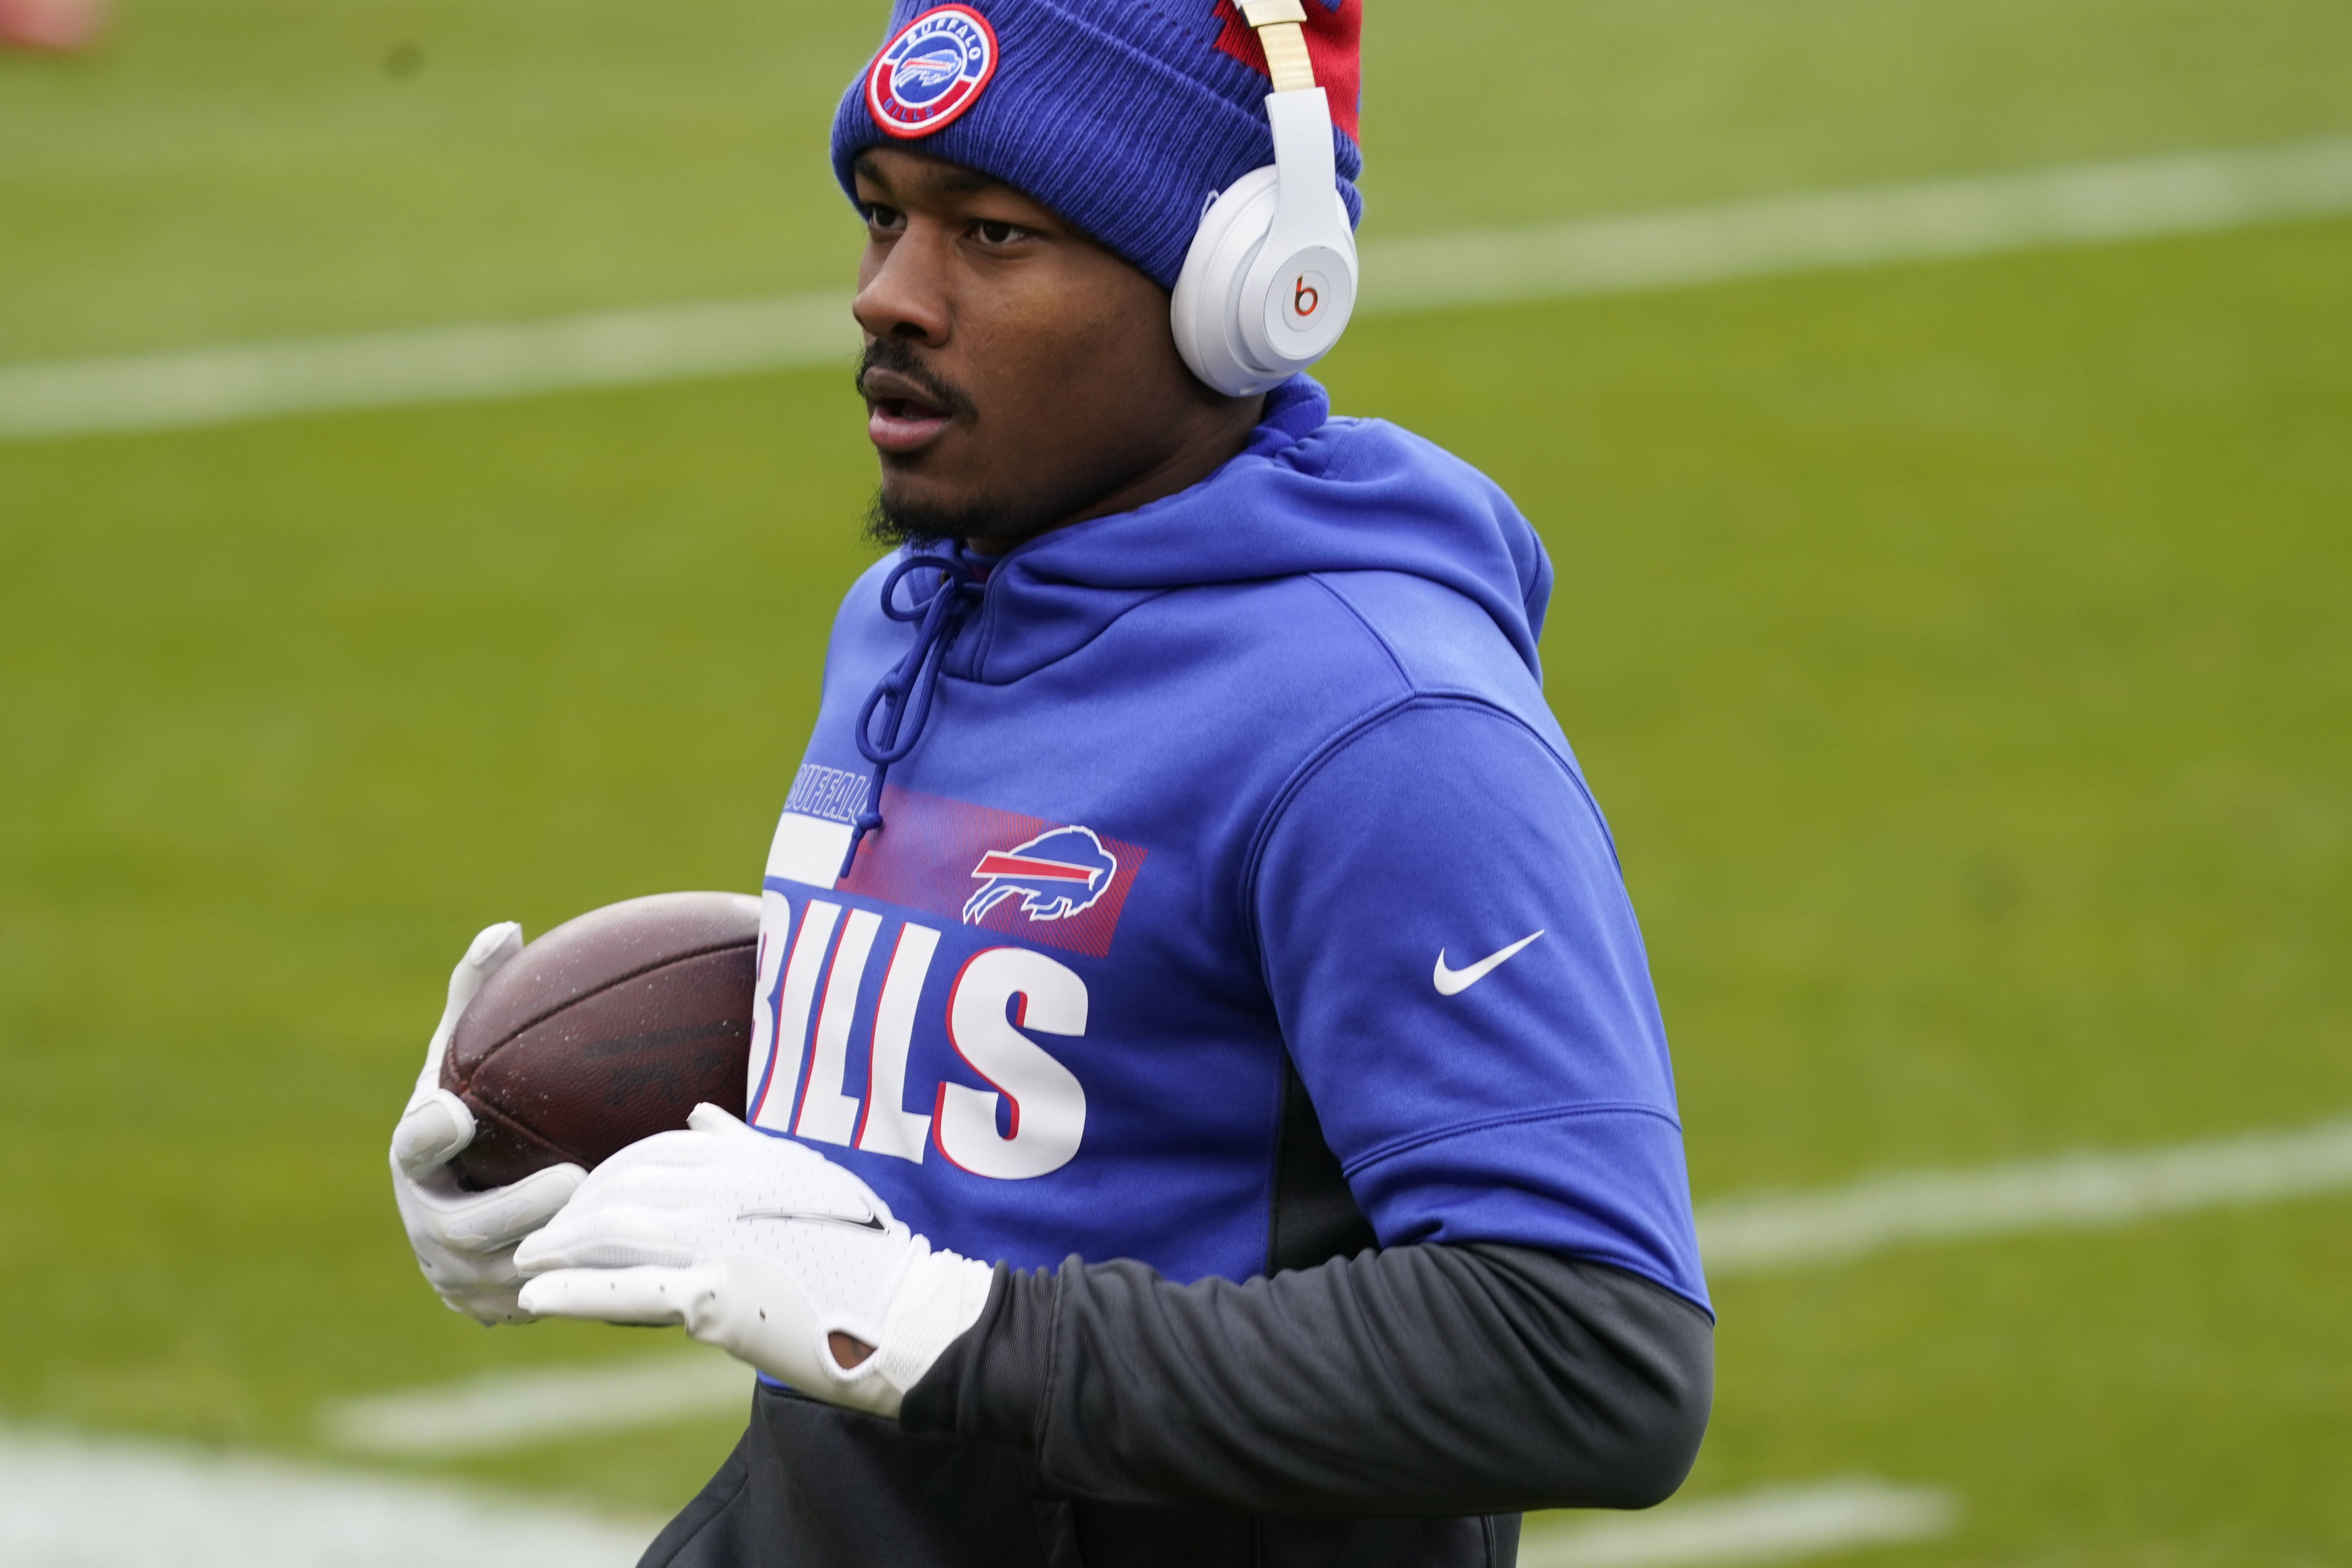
[391,4,1714,1565]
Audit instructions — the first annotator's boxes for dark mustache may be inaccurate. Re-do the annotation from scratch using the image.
[856,339,978,422]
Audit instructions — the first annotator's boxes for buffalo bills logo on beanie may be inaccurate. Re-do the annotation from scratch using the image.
[866,4,1000,139]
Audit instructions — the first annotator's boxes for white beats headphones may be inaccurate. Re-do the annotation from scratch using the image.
[1169,0,1359,397]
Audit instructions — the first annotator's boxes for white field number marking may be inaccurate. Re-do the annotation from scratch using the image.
[4,136,2350,440]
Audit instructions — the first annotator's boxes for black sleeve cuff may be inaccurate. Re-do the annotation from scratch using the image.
[898,1258,1059,1451]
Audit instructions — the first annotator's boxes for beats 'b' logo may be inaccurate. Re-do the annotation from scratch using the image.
[867,5,998,140]
[1283,269,1332,330]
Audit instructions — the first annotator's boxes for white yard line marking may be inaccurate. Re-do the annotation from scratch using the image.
[0,291,856,442]
[1699,1115,2352,1276]
[316,1115,2352,1455]
[4,136,2349,440]
[1520,1480,1955,1568]
[0,1427,1935,1568]
[321,1350,750,1456]
[0,1425,657,1568]
[1365,135,2352,314]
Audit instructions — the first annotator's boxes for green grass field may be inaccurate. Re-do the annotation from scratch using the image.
[4,0,2349,1558]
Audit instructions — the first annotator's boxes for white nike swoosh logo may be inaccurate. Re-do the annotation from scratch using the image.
[736,1205,887,1233]
[1433,930,1545,996]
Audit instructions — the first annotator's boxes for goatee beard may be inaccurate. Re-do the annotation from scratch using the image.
[862,488,1017,554]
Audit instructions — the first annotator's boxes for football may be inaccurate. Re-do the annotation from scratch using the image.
[441,891,762,1190]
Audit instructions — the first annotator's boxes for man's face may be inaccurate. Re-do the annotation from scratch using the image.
[851,148,1250,552]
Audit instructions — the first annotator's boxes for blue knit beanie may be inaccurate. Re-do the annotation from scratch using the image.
[830,0,1363,292]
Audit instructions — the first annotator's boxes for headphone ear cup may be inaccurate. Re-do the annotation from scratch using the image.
[1235,205,1356,374]
[1170,167,1285,398]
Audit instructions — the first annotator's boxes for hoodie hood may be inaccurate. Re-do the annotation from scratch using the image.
[941,377,1554,687]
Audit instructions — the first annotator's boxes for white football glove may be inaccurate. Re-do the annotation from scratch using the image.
[515,1103,994,1419]
[390,921,587,1325]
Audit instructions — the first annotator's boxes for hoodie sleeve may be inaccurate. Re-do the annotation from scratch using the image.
[1249,696,1709,1310]
[901,1243,1712,1518]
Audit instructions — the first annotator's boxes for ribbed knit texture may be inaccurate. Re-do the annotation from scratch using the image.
[832,0,1363,290]
[876,1248,999,1397]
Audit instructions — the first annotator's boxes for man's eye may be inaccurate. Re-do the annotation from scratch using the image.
[975,219,1020,244]
[864,204,904,231]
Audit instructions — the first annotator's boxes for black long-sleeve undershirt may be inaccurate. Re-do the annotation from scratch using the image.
[902,1241,1712,1519]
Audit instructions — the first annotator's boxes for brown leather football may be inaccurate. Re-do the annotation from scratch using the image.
[441,891,761,1190]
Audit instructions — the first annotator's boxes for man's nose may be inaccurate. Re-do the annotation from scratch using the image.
[854,230,952,347]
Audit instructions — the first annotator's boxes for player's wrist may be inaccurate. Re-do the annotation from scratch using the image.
[870,1248,996,1397]
[774,1248,992,1419]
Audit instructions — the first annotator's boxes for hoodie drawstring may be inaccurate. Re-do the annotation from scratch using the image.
[842,549,983,877]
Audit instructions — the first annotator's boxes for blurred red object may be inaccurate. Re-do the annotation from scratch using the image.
[0,0,107,52]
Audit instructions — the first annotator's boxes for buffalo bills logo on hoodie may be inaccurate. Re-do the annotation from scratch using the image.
[964,827,1118,924]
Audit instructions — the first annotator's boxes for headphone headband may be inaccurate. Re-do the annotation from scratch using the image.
[1167,0,1360,396]
[1239,0,1317,93]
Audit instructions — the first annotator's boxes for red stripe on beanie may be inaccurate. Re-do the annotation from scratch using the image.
[1209,0,1361,142]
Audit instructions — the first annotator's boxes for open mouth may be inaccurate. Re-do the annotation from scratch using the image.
[867,392,955,455]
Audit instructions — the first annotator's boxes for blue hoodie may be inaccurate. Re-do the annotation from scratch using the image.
[748,377,1709,1313]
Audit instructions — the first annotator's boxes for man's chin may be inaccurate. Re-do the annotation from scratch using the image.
[864,482,1018,554]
